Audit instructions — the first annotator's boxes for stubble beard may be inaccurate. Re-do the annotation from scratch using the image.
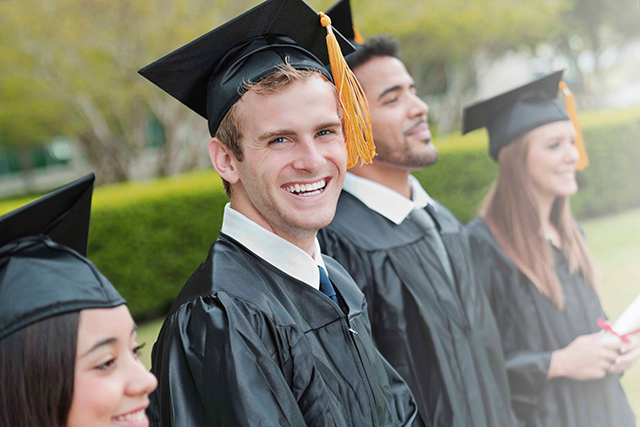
[374,137,438,169]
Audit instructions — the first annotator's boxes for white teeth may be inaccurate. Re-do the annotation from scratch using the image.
[285,179,326,195]
[114,409,145,422]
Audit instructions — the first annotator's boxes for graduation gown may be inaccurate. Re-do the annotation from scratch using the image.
[318,192,514,427]
[466,217,636,427]
[147,233,420,427]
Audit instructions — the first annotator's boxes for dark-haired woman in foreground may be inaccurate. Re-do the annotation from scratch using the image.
[0,174,157,427]
[463,71,638,427]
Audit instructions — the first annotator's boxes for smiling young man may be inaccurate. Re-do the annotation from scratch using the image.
[318,34,515,427]
[138,1,420,426]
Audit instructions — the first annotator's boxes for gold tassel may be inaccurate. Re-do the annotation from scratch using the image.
[353,26,365,45]
[319,12,376,168]
[559,81,589,170]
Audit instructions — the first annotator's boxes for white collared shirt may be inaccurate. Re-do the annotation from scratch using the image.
[342,172,436,225]
[220,204,327,289]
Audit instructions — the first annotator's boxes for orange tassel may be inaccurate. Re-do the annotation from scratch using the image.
[559,81,589,170]
[319,12,376,168]
[353,26,365,45]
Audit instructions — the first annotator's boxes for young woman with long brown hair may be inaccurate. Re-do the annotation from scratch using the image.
[463,71,638,427]
[0,175,157,427]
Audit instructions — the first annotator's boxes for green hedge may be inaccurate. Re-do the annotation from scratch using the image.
[1,108,639,321]
[420,106,640,223]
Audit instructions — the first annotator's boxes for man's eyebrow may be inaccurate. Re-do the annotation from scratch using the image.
[80,338,117,359]
[315,121,343,132]
[378,85,402,100]
[258,129,297,142]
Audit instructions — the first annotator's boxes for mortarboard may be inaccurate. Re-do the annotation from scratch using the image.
[139,0,375,168]
[0,173,94,256]
[463,71,568,161]
[463,70,589,169]
[0,174,125,341]
[326,0,364,46]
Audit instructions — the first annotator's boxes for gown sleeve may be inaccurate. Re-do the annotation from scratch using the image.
[377,348,426,427]
[319,230,424,427]
[468,232,553,418]
[153,292,325,426]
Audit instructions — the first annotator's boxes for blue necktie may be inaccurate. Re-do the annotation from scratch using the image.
[318,266,339,305]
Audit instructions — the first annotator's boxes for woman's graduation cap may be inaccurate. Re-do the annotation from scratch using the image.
[462,70,589,169]
[0,174,125,341]
[139,0,375,168]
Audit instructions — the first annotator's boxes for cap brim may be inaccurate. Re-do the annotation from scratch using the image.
[463,70,564,135]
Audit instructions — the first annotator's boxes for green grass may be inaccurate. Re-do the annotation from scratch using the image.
[133,207,640,423]
[137,318,164,370]
[582,208,640,424]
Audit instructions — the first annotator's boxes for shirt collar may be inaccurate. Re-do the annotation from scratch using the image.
[220,204,326,289]
[342,172,436,225]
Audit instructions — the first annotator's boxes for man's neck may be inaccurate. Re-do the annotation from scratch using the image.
[228,201,317,257]
[350,163,412,199]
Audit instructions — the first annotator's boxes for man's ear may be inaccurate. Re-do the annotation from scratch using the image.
[209,137,240,185]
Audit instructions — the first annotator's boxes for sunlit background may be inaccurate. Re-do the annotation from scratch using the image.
[1,0,639,422]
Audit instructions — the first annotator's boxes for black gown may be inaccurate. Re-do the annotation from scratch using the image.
[466,217,636,427]
[147,233,421,426]
[318,192,514,427]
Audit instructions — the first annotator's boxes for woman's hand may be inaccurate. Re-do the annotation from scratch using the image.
[610,336,640,374]
[548,332,623,380]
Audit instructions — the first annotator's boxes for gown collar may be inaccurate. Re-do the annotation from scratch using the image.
[220,204,326,289]
[342,172,436,225]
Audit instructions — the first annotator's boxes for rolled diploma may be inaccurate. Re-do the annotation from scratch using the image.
[613,294,640,336]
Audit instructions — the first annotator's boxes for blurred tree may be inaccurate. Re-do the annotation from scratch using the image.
[0,13,70,186]
[551,0,639,104]
[0,0,261,183]
[344,0,567,135]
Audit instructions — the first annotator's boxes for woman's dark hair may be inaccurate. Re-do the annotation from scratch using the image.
[0,311,79,427]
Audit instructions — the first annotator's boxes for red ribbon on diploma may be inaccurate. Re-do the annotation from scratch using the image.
[598,318,640,343]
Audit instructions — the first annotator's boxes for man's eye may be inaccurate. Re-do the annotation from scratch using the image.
[271,137,287,144]
[317,129,333,137]
[384,97,398,105]
[548,142,560,149]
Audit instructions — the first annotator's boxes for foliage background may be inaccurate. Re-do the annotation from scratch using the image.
[1,106,638,320]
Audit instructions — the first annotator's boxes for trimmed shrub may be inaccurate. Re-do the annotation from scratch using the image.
[1,108,638,320]
[419,107,640,223]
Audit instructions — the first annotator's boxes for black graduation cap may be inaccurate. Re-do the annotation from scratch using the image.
[139,0,355,137]
[0,174,125,341]
[0,173,94,256]
[462,70,569,161]
[326,0,356,43]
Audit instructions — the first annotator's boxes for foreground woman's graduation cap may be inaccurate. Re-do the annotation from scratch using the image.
[0,174,125,341]
[139,0,375,168]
